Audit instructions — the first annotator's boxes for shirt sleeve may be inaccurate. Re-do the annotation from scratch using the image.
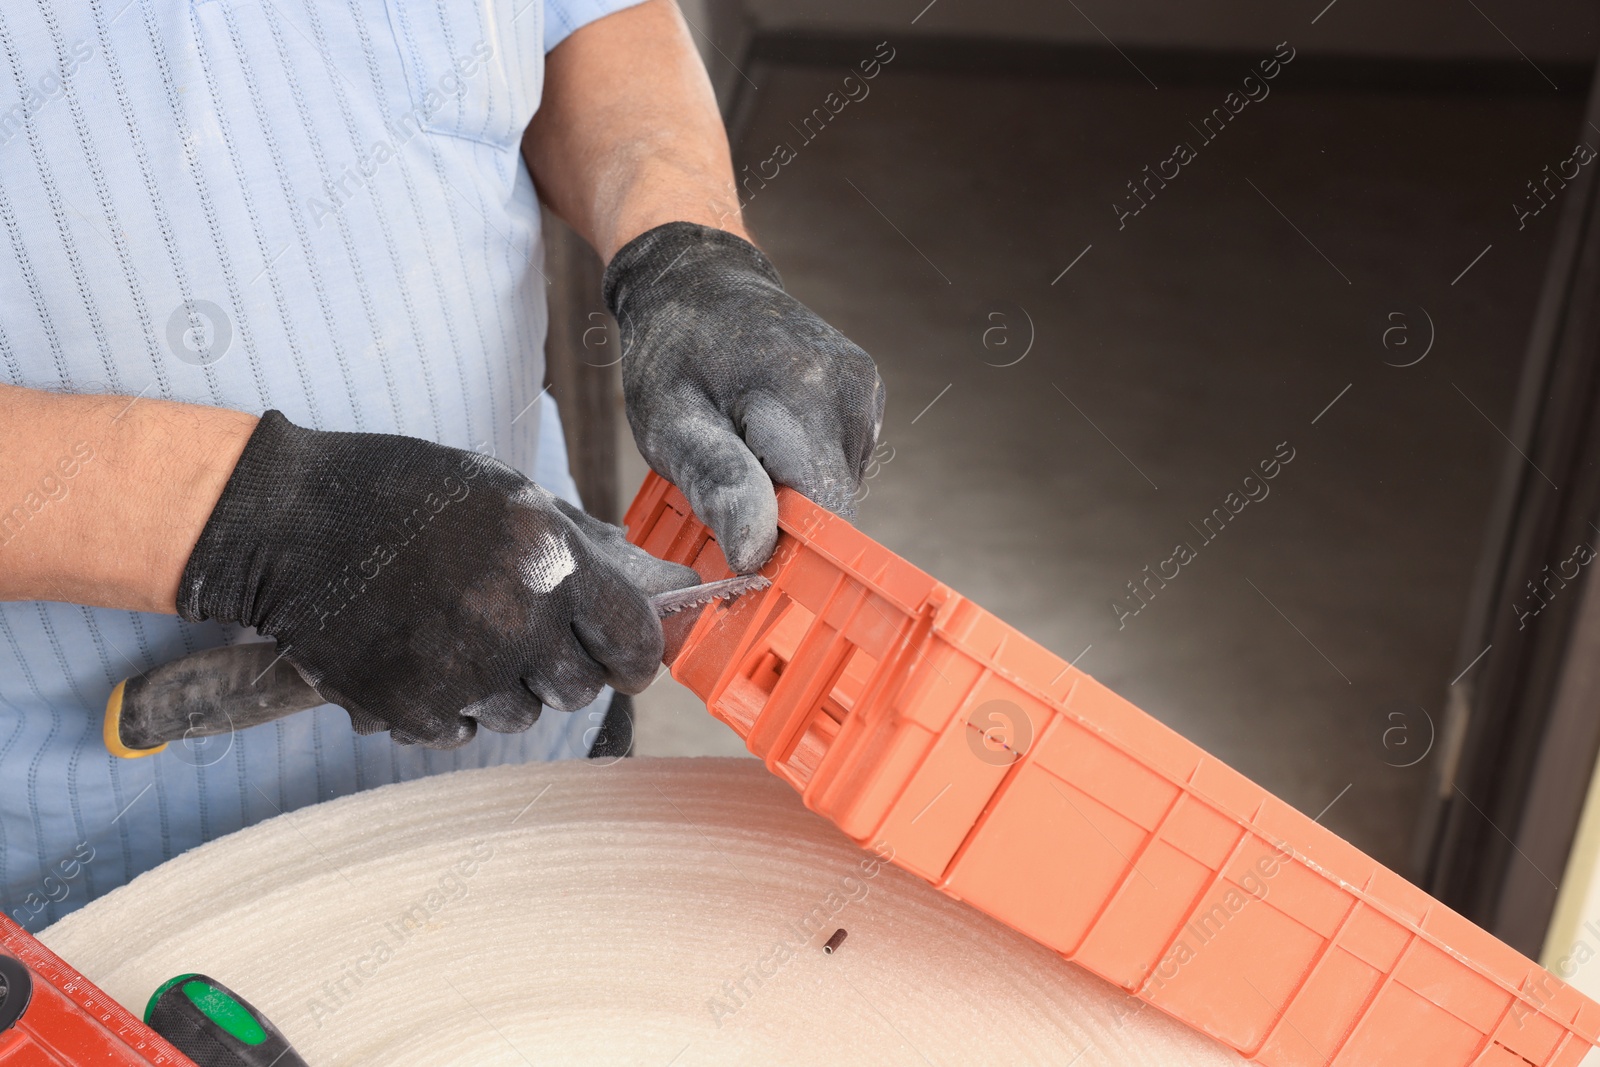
[544,0,651,53]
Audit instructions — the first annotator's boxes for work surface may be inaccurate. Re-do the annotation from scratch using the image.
[41,758,1243,1066]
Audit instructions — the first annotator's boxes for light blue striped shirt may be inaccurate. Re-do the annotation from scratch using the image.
[0,0,642,930]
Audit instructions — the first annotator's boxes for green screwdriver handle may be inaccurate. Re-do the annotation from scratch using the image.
[145,973,309,1067]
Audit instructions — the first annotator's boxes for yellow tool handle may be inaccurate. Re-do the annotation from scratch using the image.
[104,643,322,758]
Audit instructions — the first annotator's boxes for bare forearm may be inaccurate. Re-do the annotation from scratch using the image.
[523,0,750,262]
[0,384,256,613]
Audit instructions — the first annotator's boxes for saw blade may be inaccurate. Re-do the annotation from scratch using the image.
[649,574,772,618]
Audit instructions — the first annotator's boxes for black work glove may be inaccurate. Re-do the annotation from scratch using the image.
[177,411,699,749]
[604,222,887,573]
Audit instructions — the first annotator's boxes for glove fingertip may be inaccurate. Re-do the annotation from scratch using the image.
[718,521,778,575]
[660,559,703,593]
[392,717,477,749]
[594,534,703,598]
[344,705,390,737]
[691,482,779,573]
[601,618,666,697]
[465,690,544,735]
[609,653,662,698]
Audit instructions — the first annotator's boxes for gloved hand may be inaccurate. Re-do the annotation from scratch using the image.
[177,411,699,749]
[604,222,886,573]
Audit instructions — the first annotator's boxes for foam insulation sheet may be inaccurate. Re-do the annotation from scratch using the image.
[42,758,1246,1066]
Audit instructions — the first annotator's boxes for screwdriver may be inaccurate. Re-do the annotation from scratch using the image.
[145,973,309,1067]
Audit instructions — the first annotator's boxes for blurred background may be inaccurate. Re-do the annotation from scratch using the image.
[535,0,1600,984]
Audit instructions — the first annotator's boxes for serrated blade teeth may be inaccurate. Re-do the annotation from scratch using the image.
[658,595,715,616]
[648,575,772,618]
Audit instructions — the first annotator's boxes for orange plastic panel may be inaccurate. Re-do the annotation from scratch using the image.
[0,913,189,1065]
[625,474,1600,1066]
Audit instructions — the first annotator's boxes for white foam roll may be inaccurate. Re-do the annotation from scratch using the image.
[43,758,1245,1066]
